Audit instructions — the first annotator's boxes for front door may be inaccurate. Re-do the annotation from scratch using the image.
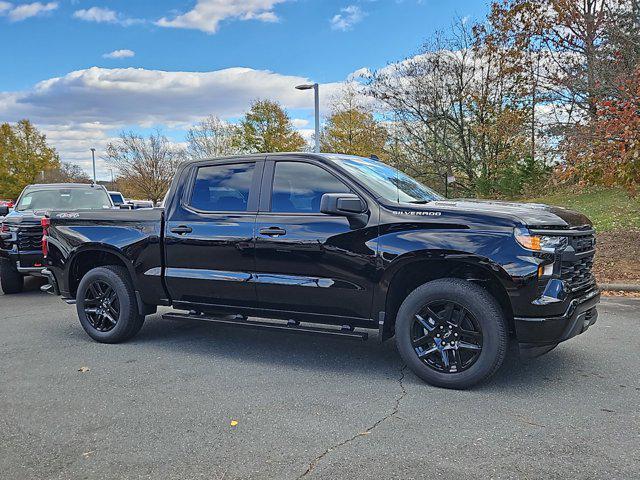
[254,158,378,322]
[164,159,263,312]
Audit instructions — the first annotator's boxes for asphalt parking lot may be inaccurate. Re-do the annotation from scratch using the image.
[1,278,639,480]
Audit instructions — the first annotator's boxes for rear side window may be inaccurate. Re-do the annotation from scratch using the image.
[110,193,125,205]
[270,162,350,213]
[190,163,255,212]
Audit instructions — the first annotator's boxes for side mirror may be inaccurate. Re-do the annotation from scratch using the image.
[0,206,9,217]
[320,193,365,216]
[320,193,368,229]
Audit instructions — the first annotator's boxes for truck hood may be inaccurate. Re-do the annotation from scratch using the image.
[425,199,592,228]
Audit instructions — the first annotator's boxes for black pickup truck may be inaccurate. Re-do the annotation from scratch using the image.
[0,183,114,293]
[42,153,600,388]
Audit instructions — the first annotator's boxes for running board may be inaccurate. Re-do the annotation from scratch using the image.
[162,312,368,341]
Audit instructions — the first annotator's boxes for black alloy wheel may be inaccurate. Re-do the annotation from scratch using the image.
[395,278,507,389]
[411,301,483,374]
[76,265,145,343]
[83,280,120,332]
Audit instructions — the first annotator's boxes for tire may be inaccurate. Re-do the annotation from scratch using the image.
[76,265,145,343]
[0,260,24,294]
[395,278,507,389]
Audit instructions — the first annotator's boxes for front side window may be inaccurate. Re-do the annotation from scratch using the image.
[16,188,112,211]
[270,162,351,213]
[190,162,255,212]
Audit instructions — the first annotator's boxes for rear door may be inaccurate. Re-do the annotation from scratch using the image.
[253,157,378,322]
[164,158,263,311]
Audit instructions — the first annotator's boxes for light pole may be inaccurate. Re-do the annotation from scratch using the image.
[90,148,96,184]
[295,83,320,153]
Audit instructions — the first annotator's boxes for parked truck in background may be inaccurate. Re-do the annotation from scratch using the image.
[41,153,600,388]
[0,183,114,294]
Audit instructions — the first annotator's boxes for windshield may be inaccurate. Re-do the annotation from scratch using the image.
[328,155,442,204]
[16,187,113,211]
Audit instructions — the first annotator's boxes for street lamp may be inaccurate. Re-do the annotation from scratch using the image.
[90,148,96,184]
[295,83,320,153]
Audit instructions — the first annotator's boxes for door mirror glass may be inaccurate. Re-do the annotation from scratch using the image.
[320,193,366,216]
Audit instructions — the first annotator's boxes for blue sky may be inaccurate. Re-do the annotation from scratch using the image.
[0,0,489,177]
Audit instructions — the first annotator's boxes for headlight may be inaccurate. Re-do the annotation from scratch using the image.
[514,228,568,253]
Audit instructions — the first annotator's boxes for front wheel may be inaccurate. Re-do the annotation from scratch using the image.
[395,278,507,389]
[76,265,145,343]
[0,260,24,294]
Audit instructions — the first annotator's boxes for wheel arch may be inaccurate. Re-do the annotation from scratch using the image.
[66,244,137,299]
[377,254,514,341]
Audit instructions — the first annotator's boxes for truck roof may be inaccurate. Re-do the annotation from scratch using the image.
[180,152,333,167]
[24,183,104,190]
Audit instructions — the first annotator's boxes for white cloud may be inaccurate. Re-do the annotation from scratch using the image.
[0,66,345,126]
[330,5,365,31]
[73,6,142,26]
[73,6,117,22]
[156,0,287,34]
[347,67,372,81]
[291,118,309,129]
[0,66,348,177]
[103,49,135,59]
[0,1,58,21]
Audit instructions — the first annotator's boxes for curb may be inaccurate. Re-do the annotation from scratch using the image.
[600,283,640,292]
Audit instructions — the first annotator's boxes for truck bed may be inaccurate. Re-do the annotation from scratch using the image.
[46,208,166,304]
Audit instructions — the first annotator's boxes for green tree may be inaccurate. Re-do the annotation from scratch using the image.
[238,100,307,153]
[320,108,388,158]
[0,120,60,199]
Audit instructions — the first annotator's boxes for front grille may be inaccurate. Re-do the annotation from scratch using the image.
[17,226,42,251]
[560,232,596,292]
[561,256,595,291]
[573,234,596,253]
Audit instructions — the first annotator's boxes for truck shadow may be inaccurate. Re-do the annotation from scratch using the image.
[131,312,590,393]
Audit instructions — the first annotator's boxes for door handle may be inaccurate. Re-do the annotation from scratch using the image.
[259,226,287,237]
[170,225,192,235]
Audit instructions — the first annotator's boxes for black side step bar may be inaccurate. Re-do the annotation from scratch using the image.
[162,312,368,341]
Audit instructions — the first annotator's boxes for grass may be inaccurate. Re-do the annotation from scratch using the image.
[524,187,640,232]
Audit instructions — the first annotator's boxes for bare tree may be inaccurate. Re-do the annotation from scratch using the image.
[185,115,242,159]
[105,131,183,203]
[369,20,533,196]
[43,162,91,183]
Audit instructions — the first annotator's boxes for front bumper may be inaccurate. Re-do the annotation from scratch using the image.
[0,249,45,275]
[514,287,600,357]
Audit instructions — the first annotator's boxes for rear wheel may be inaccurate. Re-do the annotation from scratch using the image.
[76,265,145,343]
[0,260,24,294]
[395,278,507,389]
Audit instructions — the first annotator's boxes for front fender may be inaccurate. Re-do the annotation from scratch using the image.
[372,228,543,320]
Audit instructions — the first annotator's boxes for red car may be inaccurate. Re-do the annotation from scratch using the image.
[0,200,14,208]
